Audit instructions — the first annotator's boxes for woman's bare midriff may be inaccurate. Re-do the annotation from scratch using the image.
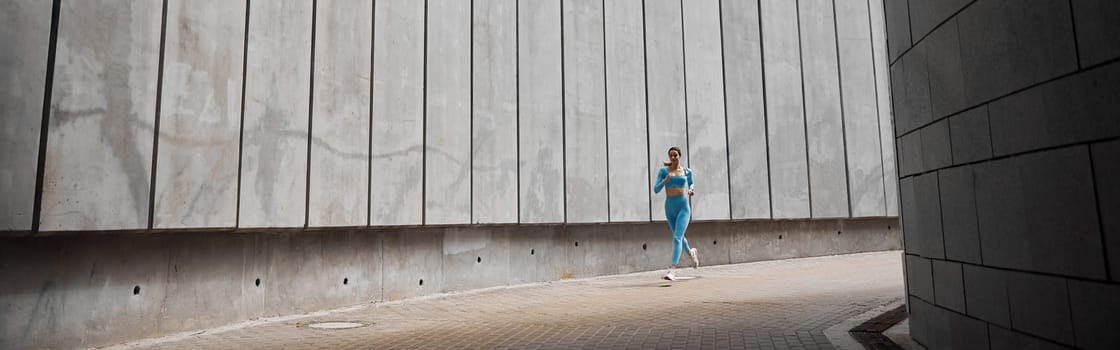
[665,188,686,196]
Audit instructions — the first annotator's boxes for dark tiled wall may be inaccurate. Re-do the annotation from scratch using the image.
[885,0,1120,348]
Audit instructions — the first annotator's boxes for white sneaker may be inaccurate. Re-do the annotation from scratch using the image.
[662,270,676,281]
[689,248,700,269]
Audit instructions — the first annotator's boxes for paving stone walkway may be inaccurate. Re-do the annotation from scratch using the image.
[106,251,905,350]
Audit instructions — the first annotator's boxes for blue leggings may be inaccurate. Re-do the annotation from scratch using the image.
[665,194,692,266]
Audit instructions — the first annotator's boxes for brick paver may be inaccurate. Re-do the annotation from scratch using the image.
[106,251,905,350]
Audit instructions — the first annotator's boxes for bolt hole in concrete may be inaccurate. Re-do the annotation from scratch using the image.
[477,256,482,263]
[419,279,424,286]
[574,241,579,247]
[713,240,717,245]
[642,243,647,250]
[343,278,348,285]
[530,249,535,255]
[306,321,367,330]
[133,285,140,296]
[779,235,783,240]
[255,278,261,287]
[838,231,842,235]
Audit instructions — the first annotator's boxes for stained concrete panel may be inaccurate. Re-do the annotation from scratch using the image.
[761,0,810,219]
[957,0,1078,106]
[931,259,965,313]
[41,0,162,230]
[948,105,992,165]
[989,325,1070,350]
[239,1,313,228]
[883,0,911,63]
[727,218,900,264]
[153,1,244,229]
[519,0,565,224]
[604,0,651,222]
[562,0,608,223]
[898,131,920,176]
[681,0,730,221]
[891,43,931,135]
[372,0,424,226]
[963,264,1011,327]
[426,0,471,225]
[899,173,943,259]
[442,227,510,292]
[919,118,951,172]
[937,166,982,264]
[507,226,569,283]
[382,228,444,300]
[1007,272,1075,345]
[975,147,1106,279]
[721,0,770,219]
[799,0,849,218]
[307,0,371,227]
[905,254,934,302]
[1068,280,1120,349]
[906,0,971,41]
[0,0,50,230]
[1091,140,1120,281]
[1072,0,1120,67]
[988,62,1120,157]
[836,0,886,218]
[870,0,900,216]
[924,18,965,119]
[472,0,519,224]
[644,0,688,222]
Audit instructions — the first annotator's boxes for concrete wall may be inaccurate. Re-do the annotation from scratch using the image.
[0,218,899,350]
[2,0,901,233]
[1,1,905,348]
[886,0,1120,348]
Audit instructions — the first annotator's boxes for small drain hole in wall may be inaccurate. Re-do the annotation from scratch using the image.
[779,235,783,240]
[477,256,482,263]
[343,278,349,285]
[888,225,891,230]
[419,279,424,286]
[642,243,647,250]
[531,249,535,255]
[712,240,717,245]
[133,285,140,296]
[837,231,842,235]
[255,278,261,287]
[574,241,579,247]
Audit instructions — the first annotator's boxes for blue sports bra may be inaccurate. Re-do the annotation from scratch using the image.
[653,167,694,194]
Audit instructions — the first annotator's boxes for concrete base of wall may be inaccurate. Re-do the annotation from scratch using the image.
[0,217,899,349]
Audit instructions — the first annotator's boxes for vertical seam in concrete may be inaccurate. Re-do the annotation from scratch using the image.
[374,0,383,226]
[796,0,813,218]
[758,0,773,219]
[718,0,733,219]
[32,0,62,233]
[642,0,653,222]
[1068,0,1081,69]
[148,0,169,230]
[561,0,568,224]
[866,0,889,216]
[516,0,521,224]
[470,0,475,224]
[1064,278,1079,346]
[957,261,968,314]
[680,0,691,173]
[935,171,946,260]
[602,0,611,222]
[1088,144,1111,280]
[904,0,913,47]
[422,0,428,225]
[306,0,318,228]
[236,0,252,229]
[831,0,852,218]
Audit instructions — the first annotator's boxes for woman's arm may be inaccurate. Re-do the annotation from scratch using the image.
[653,167,668,193]
[686,168,695,195]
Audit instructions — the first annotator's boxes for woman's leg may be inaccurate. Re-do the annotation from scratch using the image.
[674,202,691,258]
